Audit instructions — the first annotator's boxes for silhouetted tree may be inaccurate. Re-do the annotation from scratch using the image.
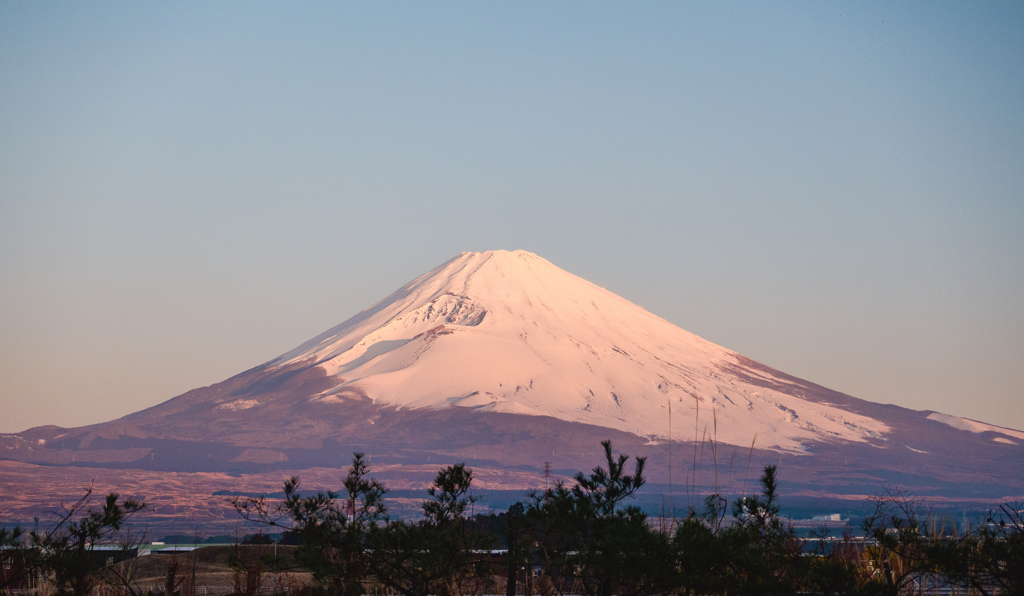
[500,502,531,596]
[527,441,673,596]
[932,500,1024,596]
[232,452,387,596]
[31,486,145,596]
[671,466,819,595]
[368,463,492,596]
[859,486,935,596]
[719,465,803,594]
[673,494,732,594]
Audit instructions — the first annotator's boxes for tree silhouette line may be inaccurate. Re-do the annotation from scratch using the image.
[2,441,1022,595]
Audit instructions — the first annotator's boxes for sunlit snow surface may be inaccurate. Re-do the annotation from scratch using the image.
[927,412,1024,443]
[274,250,889,452]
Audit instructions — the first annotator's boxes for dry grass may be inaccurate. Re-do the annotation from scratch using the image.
[108,545,312,595]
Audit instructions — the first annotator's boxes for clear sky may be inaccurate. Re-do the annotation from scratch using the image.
[2,2,1022,434]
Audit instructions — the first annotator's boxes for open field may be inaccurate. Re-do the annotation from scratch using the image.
[108,545,312,595]
[0,460,547,534]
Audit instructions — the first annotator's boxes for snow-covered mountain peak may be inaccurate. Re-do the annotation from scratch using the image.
[271,251,889,452]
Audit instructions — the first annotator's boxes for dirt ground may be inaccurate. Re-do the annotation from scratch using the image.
[109,545,313,595]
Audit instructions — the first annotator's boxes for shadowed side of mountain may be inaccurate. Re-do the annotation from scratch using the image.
[3,383,1022,503]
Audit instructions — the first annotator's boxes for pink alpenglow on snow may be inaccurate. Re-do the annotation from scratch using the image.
[4,249,1023,510]
[273,250,888,452]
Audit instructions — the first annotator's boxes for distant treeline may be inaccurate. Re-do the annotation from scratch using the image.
[2,440,1022,596]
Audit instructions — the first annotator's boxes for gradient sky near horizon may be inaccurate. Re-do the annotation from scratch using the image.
[2,2,1022,434]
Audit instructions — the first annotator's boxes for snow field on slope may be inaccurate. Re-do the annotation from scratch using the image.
[277,250,889,452]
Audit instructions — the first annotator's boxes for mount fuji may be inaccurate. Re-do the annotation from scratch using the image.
[268,249,892,452]
[2,250,1022,519]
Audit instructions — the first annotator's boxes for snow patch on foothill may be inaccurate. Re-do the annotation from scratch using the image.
[927,412,1024,441]
[218,399,260,411]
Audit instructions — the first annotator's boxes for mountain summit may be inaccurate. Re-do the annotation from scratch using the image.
[4,250,1022,508]
[268,249,887,452]
[4,250,1019,532]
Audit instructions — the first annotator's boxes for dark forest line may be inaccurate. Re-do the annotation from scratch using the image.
[2,441,1022,596]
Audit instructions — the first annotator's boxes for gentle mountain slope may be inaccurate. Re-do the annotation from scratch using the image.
[2,249,1021,504]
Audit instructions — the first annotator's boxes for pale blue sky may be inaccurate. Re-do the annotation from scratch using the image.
[2,2,1022,433]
